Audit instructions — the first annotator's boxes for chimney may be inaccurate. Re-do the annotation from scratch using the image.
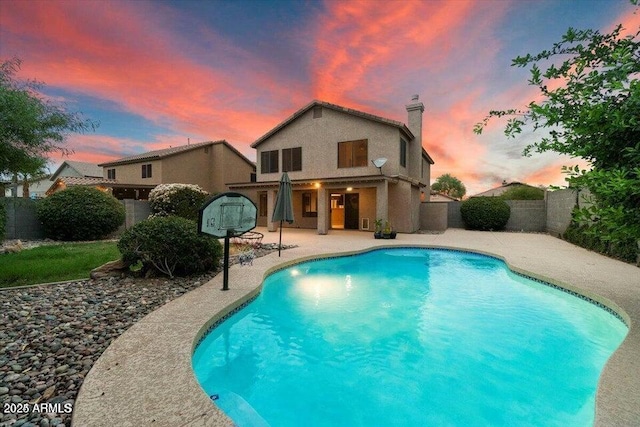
[405,94,424,179]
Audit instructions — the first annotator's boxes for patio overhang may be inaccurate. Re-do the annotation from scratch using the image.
[228,174,425,191]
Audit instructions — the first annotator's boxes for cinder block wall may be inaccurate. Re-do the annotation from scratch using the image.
[2,198,45,240]
[422,199,546,232]
[447,201,464,229]
[1,198,151,241]
[505,200,546,232]
[419,202,447,231]
[546,189,592,237]
[122,199,151,229]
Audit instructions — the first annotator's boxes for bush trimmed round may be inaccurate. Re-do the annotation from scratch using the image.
[460,197,511,231]
[36,187,125,241]
[117,216,222,277]
[148,183,209,221]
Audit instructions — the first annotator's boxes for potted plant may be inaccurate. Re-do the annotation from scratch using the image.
[373,219,383,239]
[382,221,397,239]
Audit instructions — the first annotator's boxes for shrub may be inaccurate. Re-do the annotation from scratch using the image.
[0,200,5,240]
[564,222,638,264]
[117,216,222,277]
[460,197,511,231]
[500,185,544,200]
[36,187,125,241]
[148,183,209,221]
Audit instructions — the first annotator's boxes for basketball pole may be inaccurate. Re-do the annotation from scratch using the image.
[223,228,232,291]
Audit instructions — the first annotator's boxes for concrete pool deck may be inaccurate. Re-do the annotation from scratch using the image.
[73,228,640,426]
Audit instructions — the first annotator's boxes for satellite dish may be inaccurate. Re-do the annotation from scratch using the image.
[372,158,387,168]
[372,158,387,175]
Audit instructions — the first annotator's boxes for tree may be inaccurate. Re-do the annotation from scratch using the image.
[17,156,48,198]
[0,57,97,182]
[431,174,466,200]
[500,185,545,200]
[474,3,639,261]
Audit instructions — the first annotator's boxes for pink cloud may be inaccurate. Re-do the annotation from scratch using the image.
[0,0,302,153]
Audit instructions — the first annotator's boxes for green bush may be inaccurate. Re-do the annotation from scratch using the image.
[0,200,6,240]
[460,197,511,231]
[117,216,222,277]
[564,222,638,264]
[500,185,544,200]
[148,183,209,221]
[36,187,125,241]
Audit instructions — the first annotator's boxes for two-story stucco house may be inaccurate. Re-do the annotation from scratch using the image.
[230,97,434,234]
[98,140,255,199]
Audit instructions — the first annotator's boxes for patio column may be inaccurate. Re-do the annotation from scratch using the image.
[267,188,277,232]
[376,180,389,224]
[317,186,327,235]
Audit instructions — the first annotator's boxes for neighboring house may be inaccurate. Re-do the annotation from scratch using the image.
[46,160,116,196]
[230,97,434,234]
[429,191,458,202]
[51,160,104,180]
[4,175,52,199]
[470,181,539,198]
[98,140,256,200]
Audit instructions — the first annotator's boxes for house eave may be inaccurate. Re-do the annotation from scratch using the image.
[228,173,427,190]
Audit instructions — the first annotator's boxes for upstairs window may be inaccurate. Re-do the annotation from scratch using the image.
[107,168,116,179]
[338,139,368,168]
[400,138,407,168]
[261,150,279,174]
[142,164,152,178]
[283,147,302,172]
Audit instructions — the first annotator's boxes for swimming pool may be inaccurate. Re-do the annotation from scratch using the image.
[192,248,628,426]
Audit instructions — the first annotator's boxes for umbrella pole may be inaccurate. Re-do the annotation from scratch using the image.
[278,220,283,256]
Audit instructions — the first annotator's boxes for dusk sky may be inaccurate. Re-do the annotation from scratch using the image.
[1,0,638,195]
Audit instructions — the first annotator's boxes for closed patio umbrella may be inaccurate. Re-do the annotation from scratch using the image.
[272,172,294,256]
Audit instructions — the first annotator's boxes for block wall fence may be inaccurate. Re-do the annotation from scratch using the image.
[1,199,151,240]
[2,188,590,240]
[419,188,592,235]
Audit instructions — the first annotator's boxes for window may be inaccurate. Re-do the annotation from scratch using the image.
[338,139,368,168]
[107,168,116,179]
[303,192,318,217]
[283,147,302,172]
[313,106,323,118]
[142,164,152,178]
[400,138,407,168]
[259,193,267,217]
[260,150,279,174]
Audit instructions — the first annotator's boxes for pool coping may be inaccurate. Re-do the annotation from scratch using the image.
[72,229,640,426]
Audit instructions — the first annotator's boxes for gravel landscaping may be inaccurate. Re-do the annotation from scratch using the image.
[0,243,290,427]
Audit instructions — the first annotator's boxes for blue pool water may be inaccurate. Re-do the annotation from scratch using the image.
[192,248,628,426]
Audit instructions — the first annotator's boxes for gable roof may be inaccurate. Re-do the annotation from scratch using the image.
[50,160,103,181]
[430,190,458,201]
[251,100,415,148]
[99,140,255,169]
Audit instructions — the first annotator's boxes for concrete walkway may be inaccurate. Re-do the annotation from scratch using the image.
[73,228,640,426]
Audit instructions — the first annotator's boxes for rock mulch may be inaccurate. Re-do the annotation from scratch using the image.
[0,243,293,427]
